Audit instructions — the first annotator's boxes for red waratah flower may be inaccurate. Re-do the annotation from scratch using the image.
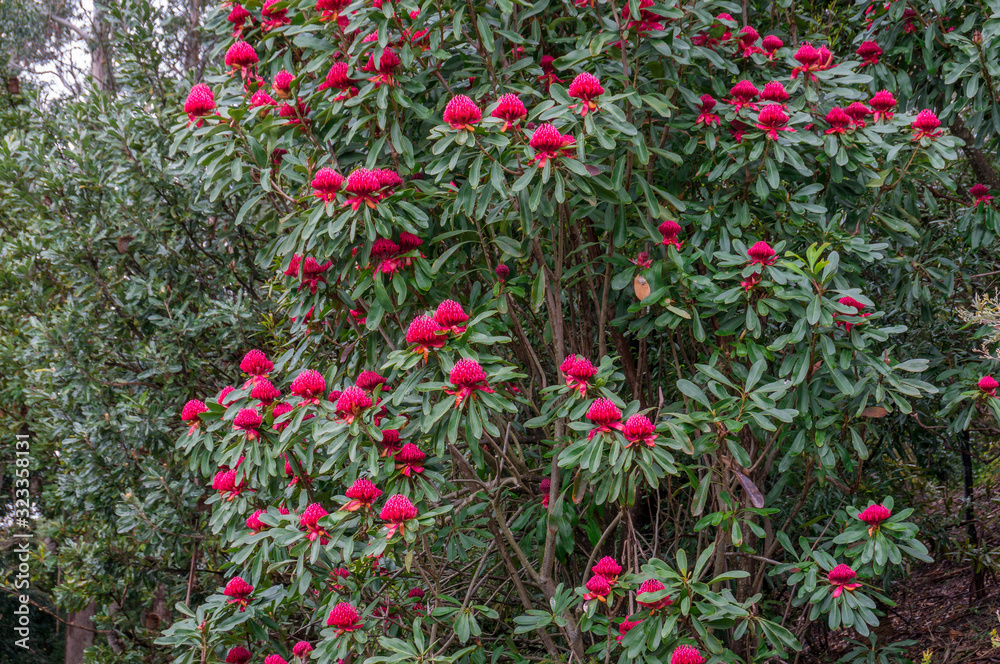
[218,386,236,406]
[756,104,794,139]
[659,219,683,249]
[317,0,351,21]
[817,45,834,69]
[378,428,402,457]
[265,655,287,664]
[225,41,258,74]
[406,316,447,359]
[374,168,402,198]
[443,94,482,130]
[380,494,418,538]
[398,231,422,254]
[560,355,598,396]
[370,237,402,274]
[747,240,777,266]
[695,94,720,127]
[671,645,705,664]
[583,575,611,601]
[336,386,372,423]
[538,54,564,91]
[343,477,383,511]
[181,399,207,433]
[617,619,642,643]
[317,62,357,101]
[970,183,993,207]
[592,556,623,583]
[445,358,494,408]
[835,296,871,331]
[344,168,382,211]
[278,99,311,128]
[729,119,749,142]
[539,478,551,508]
[330,566,350,591]
[567,72,604,116]
[291,369,326,404]
[224,576,254,611]
[241,349,273,380]
[737,26,762,57]
[622,414,657,447]
[394,443,427,476]
[495,264,511,281]
[250,89,277,116]
[869,90,897,122]
[356,371,387,392]
[856,40,882,66]
[292,641,313,658]
[227,4,251,37]
[294,256,331,293]
[624,0,663,38]
[636,578,671,610]
[261,0,290,30]
[233,408,263,440]
[728,79,759,111]
[529,124,575,167]
[213,469,246,500]
[762,34,783,58]
[434,300,470,334]
[791,42,821,80]
[741,272,761,291]
[285,455,312,487]
[845,102,872,127]
[312,168,344,202]
[903,7,919,32]
[827,564,862,598]
[492,93,527,131]
[184,83,215,126]
[631,251,653,269]
[760,81,789,104]
[824,107,851,134]
[246,509,267,533]
[326,601,364,634]
[911,109,942,140]
[226,646,253,664]
[300,503,330,543]
[858,503,891,530]
[979,375,998,396]
[251,379,281,405]
[586,398,624,440]
[273,69,294,99]
[363,47,402,87]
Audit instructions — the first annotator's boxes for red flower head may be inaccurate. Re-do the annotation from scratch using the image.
[617,620,642,643]
[636,578,671,610]
[406,316,446,359]
[326,601,364,634]
[747,240,777,266]
[394,443,427,477]
[218,386,236,407]
[264,650,286,662]
[586,398,624,440]
[317,0,351,21]
[979,375,998,397]
[671,645,705,664]
[869,90,897,122]
[827,564,862,598]
[246,509,267,533]
[695,94,721,127]
[312,168,344,202]
[184,83,215,126]
[241,349,273,381]
[292,641,313,658]
[370,237,402,275]
[233,408,263,440]
[434,299,469,334]
[278,99,311,129]
[903,7,919,33]
[291,370,326,404]
[226,646,252,664]
[273,69,294,99]
[737,26,762,58]
[835,296,871,331]
[492,93,527,131]
[398,231,423,253]
[181,400,207,434]
[443,94,482,130]
[817,45,834,69]
[213,469,246,500]
[225,41,258,74]
[729,119,749,142]
[824,107,851,134]
[539,478,552,508]
[380,494,418,538]
[374,168,402,198]
[344,168,382,211]
[445,359,494,408]
[378,429,402,457]
[567,72,604,116]
[495,264,511,281]
[330,566,350,591]
[538,55,565,91]
[624,0,663,38]
[592,556,623,583]
[250,89,277,116]
[224,576,254,611]
[529,124,575,167]
[760,81,789,104]
[857,503,891,532]
[623,414,657,447]
[293,256,331,293]
[227,4,251,36]
[761,35,783,58]
[845,102,872,127]
[756,104,794,139]
[299,503,330,543]
[343,477,383,511]
[356,370,387,392]
[631,252,653,269]
[336,386,373,423]
[560,355,598,396]
[911,109,942,140]
[251,379,281,405]
[741,272,761,291]
[659,219,683,249]
[363,48,402,87]
[791,42,821,80]
[317,62,357,100]
[970,183,994,207]
[261,0,291,30]
[583,575,611,601]
[271,148,287,165]
[728,79,759,111]
[856,40,882,66]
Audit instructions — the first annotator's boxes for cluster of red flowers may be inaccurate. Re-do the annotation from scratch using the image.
[405,300,472,359]
[560,355,598,396]
[283,255,332,294]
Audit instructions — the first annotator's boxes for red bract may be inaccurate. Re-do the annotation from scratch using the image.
[631,251,653,268]
[911,109,942,140]
[617,619,642,643]
[380,494,418,538]
[636,578,671,610]
[824,107,851,134]
[979,375,998,396]
[250,379,281,405]
[755,104,794,139]
[326,601,363,634]
[316,0,351,21]
[592,556,623,582]
[225,41,258,73]
[378,429,402,457]
[445,358,494,408]
[362,48,402,87]
[492,93,528,131]
[671,645,705,664]
[343,477,383,511]
[858,503,891,528]
[356,370,387,391]
[299,503,330,543]
[312,168,344,202]
[747,240,777,266]
[394,443,427,476]
[583,575,611,601]
[586,398,623,440]
[291,369,326,403]
[224,577,254,611]
[336,386,372,423]
[791,42,820,80]
[233,408,263,440]
[434,299,469,334]
[659,219,683,249]
[845,102,872,127]
[623,414,657,447]
[317,62,357,100]
[857,40,882,66]
[869,90,897,122]
[759,81,789,104]
[443,94,482,130]
[406,315,447,359]
[292,641,313,658]
[567,72,604,116]
[737,26,761,57]
[695,94,720,127]
[261,0,291,30]
[344,168,382,210]
[226,646,253,664]
[728,79,759,111]
[529,124,575,167]
[970,183,993,207]
[241,349,274,379]
[761,35,783,58]
[827,564,861,598]
[273,69,294,98]
[184,83,215,126]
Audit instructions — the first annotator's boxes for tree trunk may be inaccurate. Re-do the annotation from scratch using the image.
[959,431,984,599]
[183,0,204,73]
[64,602,96,664]
[89,8,115,93]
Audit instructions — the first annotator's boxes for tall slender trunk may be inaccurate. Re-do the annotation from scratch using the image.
[183,0,204,73]
[90,7,115,93]
[959,431,984,599]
